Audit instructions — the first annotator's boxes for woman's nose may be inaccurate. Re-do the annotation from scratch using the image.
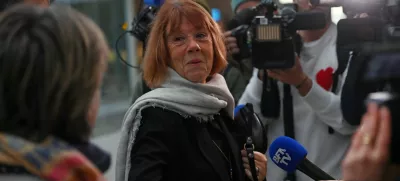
[187,38,200,52]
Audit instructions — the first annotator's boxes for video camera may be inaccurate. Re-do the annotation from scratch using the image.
[311,0,400,164]
[130,0,221,44]
[227,0,327,69]
[130,0,163,42]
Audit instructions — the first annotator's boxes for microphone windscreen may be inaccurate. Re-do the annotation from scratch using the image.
[310,0,341,6]
[337,18,383,47]
[234,104,246,117]
[268,136,308,173]
[290,11,327,30]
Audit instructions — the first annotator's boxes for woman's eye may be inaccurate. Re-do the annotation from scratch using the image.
[174,36,185,42]
[196,33,207,39]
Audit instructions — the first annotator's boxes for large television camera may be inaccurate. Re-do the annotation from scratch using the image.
[227,1,327,69]
[312,0,400,164]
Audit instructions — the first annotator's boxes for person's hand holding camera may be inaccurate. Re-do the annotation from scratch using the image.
[341,103,392,181]
[267,56,307,85]
[224,31,240,55]
[258,56,311,96]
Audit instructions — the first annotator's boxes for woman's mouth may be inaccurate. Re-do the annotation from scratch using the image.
[188,59,202,64]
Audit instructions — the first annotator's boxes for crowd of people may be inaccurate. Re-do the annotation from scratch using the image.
[0,0,398,181]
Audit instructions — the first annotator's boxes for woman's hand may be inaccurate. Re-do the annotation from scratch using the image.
[341,103,392,181]
[241,150,267,181]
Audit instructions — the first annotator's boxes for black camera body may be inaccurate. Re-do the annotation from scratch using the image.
[312,0,400,164]
[228,2,326,69]
[131,5,158,42]
[230,25,252,63]
[250,13,298,69]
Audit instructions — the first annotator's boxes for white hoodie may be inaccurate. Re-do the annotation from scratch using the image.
[238,23,357,181]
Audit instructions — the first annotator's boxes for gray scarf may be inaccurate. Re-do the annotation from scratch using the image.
[115,68,235,181]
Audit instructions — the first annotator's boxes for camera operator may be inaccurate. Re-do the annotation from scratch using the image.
[223,0,260,104]
[238,0,357,181]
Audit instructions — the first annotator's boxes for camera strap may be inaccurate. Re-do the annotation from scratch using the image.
[261,70,280,119]
[328,51,352,134]
[282,83,297,181]
[240,105,261,181]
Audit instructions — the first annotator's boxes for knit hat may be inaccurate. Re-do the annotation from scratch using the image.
[231,0,260,13]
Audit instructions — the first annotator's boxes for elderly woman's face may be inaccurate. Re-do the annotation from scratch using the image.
[166,17,214,84]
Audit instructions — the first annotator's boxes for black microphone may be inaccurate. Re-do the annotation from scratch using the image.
[310,0,384,12]
[281,7,326,30]
[269,136,336,180]
[297,158,335,180]
[310,0,342,7]
[291,11,327,30]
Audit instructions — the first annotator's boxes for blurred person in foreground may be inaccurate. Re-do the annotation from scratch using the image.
[116,1,267,181]
[0,0,50,10]
[340,103,400,181]
[0,4,110,181]
[321,103,400,181]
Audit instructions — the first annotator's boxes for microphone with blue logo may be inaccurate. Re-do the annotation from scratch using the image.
[268,136,336,181]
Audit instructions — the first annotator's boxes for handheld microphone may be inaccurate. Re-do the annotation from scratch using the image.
[268,136,336,180]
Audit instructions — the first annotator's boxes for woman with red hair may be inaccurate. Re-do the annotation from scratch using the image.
[116,1,267,181]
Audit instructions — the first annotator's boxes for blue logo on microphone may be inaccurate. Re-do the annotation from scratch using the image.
[272,148,292,166]
[268,136,308,173]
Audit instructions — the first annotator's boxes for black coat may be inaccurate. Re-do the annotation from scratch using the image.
[128,107,251,181]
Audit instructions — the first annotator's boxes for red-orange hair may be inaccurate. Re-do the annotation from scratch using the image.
[142,0,227,88]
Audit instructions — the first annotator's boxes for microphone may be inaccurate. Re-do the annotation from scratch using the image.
[291,11,327,30]
[310,0,342,7]
[268,136,336,180]
[280,7,326,30]
[310,0,384,12]
[234,104,246,117]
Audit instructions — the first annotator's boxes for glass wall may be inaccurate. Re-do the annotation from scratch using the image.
[54,0,135,137]
[54,0,132,105]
